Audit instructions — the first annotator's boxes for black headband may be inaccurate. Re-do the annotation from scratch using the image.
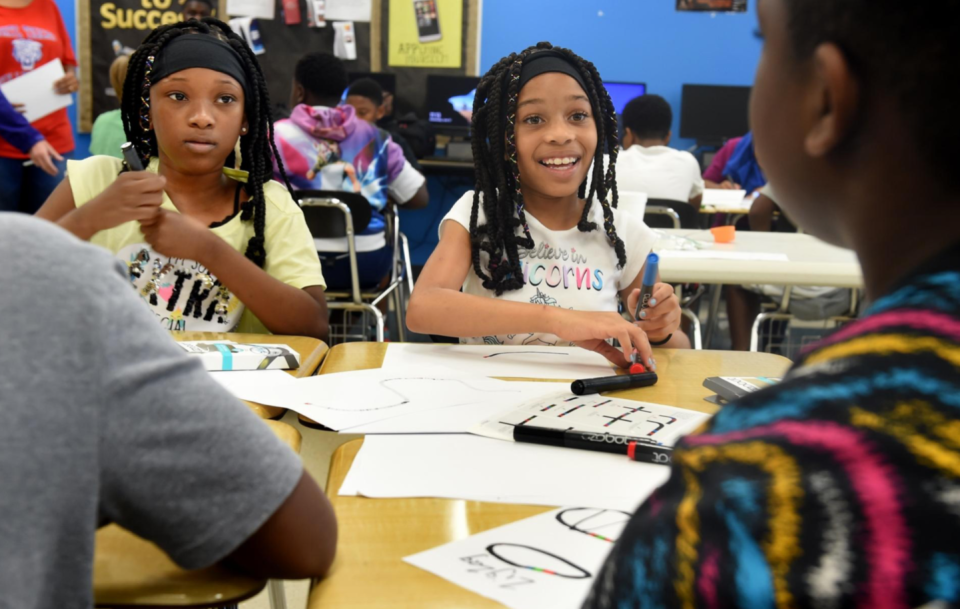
[518,50,587,92]
[150,34,248,94]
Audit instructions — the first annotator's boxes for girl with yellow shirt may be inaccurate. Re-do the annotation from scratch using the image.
[37,19,327,339]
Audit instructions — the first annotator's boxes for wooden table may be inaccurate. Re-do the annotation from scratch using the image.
[307,344,791,608]
[176,331,328,419]
[93,420,303,608]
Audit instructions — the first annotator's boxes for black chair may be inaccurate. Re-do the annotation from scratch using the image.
[644,198,699,230]
[297,189,412,343]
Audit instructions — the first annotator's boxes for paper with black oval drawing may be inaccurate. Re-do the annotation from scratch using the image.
[405,507,632,609]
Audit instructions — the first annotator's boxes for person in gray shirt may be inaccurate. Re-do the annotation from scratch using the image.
[0,213,337,607]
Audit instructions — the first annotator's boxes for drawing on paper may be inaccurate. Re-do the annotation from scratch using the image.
[484,543,591,579]
[510,397,686,438]
[483,351,571,359]
[304,377,521,412]
[555,508,632,543]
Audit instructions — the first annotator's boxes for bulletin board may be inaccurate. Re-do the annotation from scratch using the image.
[77,0,480,131]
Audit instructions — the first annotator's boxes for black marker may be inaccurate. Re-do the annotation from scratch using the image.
[571,371,658,396]
[512,425,673,466]
[121,142,143,171]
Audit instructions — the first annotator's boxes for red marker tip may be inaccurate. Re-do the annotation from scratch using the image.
[629,363,646,374]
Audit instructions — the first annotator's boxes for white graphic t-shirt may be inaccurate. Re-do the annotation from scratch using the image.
[441,191,657,346]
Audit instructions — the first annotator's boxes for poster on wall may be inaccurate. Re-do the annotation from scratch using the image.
[387,0,461,68]
[79,0,225,131]
[677,0,746,11]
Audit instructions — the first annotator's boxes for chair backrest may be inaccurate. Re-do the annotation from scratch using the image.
[645,198,698,230]
[296,189,374,238]
[616,191,648,220]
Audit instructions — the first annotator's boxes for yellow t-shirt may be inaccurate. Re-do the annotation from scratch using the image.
[66,155,325,334]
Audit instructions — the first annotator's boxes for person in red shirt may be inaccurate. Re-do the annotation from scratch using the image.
[0,0,78,213]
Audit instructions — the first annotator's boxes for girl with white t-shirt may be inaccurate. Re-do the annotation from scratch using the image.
[408,43,685,369]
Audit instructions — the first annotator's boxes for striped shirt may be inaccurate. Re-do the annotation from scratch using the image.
[585,246,960,609]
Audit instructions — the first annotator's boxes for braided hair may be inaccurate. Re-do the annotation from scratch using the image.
[120,18,293,268]
[469,42,625,296]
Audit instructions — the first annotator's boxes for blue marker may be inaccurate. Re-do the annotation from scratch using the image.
[633,252,659,321]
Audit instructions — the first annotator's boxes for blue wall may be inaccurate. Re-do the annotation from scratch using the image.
[57,0,762,156]
[54,0,762,263]
[479,0,763,151]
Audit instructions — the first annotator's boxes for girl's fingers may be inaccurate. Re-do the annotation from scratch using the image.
[626,324,653,367]
[576,339,629,368]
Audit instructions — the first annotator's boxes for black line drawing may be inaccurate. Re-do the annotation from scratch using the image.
[555,508,632,543]
[306,378,521,412]
[485,543,591,579]
[483,351,571,359]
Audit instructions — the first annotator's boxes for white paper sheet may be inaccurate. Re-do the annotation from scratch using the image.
[207,369,298,399]
[325,0,371,21]
[0,59,72,123]
[338,434,669,511]
[405,507,628,609]
[381,344,616,380]
[227,0,275,20]
[345,381,565,434]
[215,365,544,431]
[701,188,749,210]
[471,390,711,445]
[657,250,789,262]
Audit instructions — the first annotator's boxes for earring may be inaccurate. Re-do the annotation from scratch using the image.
[233,137,243,170]
[241,127,247,133]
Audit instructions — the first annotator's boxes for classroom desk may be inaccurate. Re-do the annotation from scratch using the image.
[93,420,302,608]
[656,229,863,288]
[655,229,863,349]
[699,205,751,216]
[175,331,328,419]
[306,344,791,608]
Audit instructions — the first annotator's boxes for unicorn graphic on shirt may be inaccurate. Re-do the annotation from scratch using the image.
[12,39,43,72]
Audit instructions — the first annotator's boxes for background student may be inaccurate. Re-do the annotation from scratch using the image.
[0,213,337,607]
[344,77,422,171]
[0,0,79,213]
[586,0,960,605]
[407,43,687,367]
[37,20,328,339]
[181,0,213,20]
[88,54,129,159]
[615,94,705,208]
[274,52,428,290]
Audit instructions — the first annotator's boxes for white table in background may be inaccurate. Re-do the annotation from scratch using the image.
[654,229,863,347]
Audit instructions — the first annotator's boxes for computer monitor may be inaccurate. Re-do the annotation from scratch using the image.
[425,75,481,131]
[603,81,647,116]
[680,84,752,144]
[347,72,397,96]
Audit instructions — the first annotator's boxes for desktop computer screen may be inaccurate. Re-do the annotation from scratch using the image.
[603,81,647,116]
[347,72,398,96]
[424,75,481,129]
[680,84,752,143]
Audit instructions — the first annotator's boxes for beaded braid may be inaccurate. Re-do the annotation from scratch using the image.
[119,18,293,269]
[468,42,627,296]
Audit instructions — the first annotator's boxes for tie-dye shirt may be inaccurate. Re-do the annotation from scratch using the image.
[272,103,424,211]
[585,244,960,609]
